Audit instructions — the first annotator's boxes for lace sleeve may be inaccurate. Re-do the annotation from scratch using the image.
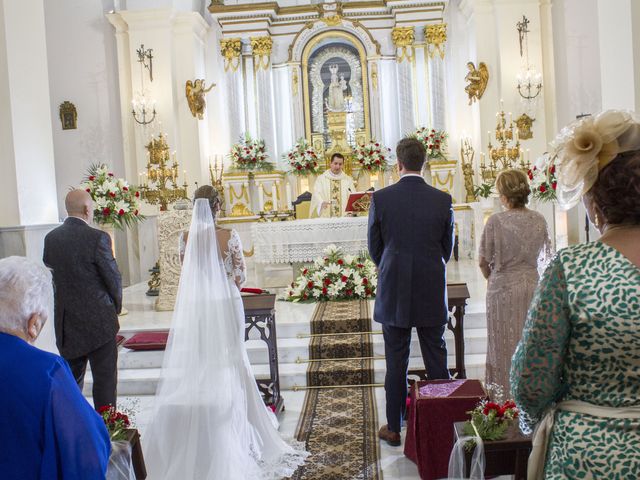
[229,229,246,287]
[510,255,570,433]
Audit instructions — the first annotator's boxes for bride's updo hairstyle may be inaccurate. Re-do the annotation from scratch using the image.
[193,185,221,218]
[495,169,531,208]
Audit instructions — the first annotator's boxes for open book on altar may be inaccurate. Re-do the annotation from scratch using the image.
[345,191,373,213]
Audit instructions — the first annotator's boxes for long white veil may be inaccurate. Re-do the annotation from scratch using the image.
[143,199,262,479]
[143,199,307,479]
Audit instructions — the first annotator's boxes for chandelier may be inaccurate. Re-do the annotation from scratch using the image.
[131,44,156,126]
[516,16,542,102]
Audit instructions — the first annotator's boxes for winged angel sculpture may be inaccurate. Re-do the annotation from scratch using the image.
[186,79,216,119]
[464,62,489,105]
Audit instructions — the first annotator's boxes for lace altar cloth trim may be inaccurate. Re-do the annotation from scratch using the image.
[418,379,466,398]
[252,217,368,263]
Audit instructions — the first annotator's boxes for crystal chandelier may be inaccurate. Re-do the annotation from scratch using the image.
[516,16,542,102]
[131,44,156,126]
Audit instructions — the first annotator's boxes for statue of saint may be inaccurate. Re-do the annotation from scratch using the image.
[326,64,348,111]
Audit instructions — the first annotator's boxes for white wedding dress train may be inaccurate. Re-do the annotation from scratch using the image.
[143,200,307,479]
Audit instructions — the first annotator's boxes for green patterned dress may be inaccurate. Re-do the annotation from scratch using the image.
[511,241,640,479]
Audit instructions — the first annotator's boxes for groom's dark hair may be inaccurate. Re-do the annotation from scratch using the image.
[396,138,426,172]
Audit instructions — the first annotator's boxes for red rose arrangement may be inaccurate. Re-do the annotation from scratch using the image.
[463,399,519,449]
[528,153,558,202]
[284,139,320,175]
[354,140,390,173]
[229,133,273,172]
[285,245,377,302]
[98,405,132,441]
[413,127,448,160]
[83,164,143,229]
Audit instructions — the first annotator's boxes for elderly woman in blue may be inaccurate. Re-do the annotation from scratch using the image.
[0,256,110,479]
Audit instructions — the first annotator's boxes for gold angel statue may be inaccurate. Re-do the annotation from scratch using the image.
[464,62,489,105]
[185,79,216,119]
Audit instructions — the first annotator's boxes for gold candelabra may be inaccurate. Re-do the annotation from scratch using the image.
[209,155,225,216]
[139,133,187,211]
[481,110,530,183]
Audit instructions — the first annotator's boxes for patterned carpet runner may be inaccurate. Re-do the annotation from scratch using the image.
[291,301,382,480]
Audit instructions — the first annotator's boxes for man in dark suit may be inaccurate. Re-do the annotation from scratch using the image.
[368,138,454,446]
[43,189,122,409]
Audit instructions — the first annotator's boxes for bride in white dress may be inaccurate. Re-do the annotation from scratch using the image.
[143,187,307,479]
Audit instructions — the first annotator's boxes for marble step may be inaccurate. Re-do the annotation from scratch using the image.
[117,327,488,369]
[117,301,488,338]
[85,353,487,396]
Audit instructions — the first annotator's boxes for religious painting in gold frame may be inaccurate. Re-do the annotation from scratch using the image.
[301,31,371,153]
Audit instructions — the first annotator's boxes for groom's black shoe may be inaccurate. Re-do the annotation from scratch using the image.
[378,425,401,446]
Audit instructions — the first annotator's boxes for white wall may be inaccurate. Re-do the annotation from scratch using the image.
[44,0,125,220]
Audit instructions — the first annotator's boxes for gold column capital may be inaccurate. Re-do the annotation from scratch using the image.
[220,38,242,72]
[391,26,415,63]
[250,36,273,71]
[425,23,447,60]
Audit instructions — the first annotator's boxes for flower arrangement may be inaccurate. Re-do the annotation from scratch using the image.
[355,140,391,172]
[229,133,273,172]
[463,399,519,450]
[528,153,558,202]
[284,139,320,175]
[412,127,448,160]
[83,164,143,229]
[473,182,494,199]
[98,405,132,441]
[284,245,377,302]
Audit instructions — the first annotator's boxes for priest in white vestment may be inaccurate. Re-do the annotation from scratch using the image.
[310,153,356,218]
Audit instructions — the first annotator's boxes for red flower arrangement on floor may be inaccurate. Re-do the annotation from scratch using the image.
[98,405,131,441]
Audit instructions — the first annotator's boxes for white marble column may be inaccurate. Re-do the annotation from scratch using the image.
[0,0,59,257]
[252,36,278,164]
[273,63,296,168]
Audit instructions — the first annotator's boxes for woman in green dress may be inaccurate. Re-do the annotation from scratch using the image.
[511,110,640,479]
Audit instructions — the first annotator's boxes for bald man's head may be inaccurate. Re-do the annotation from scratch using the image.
[65,189,93,223]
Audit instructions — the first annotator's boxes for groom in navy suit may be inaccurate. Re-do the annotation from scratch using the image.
[368,137,454,446]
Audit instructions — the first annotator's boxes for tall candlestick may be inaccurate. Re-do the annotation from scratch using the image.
[285,183,292,209]
[271,183,278,211]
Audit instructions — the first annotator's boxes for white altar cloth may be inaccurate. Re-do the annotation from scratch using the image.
[252,217,368,263]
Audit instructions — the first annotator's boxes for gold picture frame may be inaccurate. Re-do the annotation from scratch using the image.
[59,101,77,130]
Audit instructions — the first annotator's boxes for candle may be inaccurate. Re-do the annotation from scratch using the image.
[509,112,512,124]
[500,98,504,109]
[480,152,485,166]
[514,129,519,142]
[183,170,187,185]
[271,183,278,211]
[520,149,524,161]
[526,149,531,163]
[258,185,265,212]
[487,131,491,144]
[285,183,292,209]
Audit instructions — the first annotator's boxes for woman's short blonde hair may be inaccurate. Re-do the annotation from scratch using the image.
[495,169,531,208]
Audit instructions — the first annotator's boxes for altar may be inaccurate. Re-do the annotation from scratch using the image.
[252,216,368,264]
